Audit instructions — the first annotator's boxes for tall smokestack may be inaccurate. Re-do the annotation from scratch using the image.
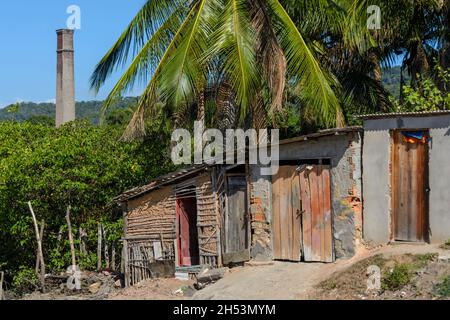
[56,29,75,127]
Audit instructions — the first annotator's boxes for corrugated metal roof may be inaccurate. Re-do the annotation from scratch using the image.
[356,110,450,120]
[114,164,208,203]
[278,126,362,145]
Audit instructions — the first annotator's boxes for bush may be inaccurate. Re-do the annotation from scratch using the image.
[12,266,40,295]
[382,263,412,291]
[0,120,176,283]
[434,276,450,297]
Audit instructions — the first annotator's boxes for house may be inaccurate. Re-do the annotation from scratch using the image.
[360,111,450,245]
[115,127,363,286]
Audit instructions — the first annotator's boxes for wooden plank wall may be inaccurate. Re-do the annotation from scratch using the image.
[392,131,428,242]
[272,166,302,261]
[300,165,333,263]
[196,174,220,266]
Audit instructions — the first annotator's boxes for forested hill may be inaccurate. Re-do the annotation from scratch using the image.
[0,97,138,124]
[382,66,411,99]
[0,67,407,123]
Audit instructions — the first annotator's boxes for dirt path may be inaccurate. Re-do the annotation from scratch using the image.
[193,244,447,300]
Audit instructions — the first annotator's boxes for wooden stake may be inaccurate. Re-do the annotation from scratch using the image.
[35,220,45,275]
[65,206,77,269]
[97,224,102,271]
[27,201,46,292]
[111,243,116,271]
[79,227,87,255]
[0,271,4,300]
[102,224,110,269]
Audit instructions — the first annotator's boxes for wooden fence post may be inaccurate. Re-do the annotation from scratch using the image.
[0,271,4,300]
[35,220,45,274]
[102,224,110,269]
[97,224,102,271]
[27,201,46,292]
[79,227,87,255]
[65,206,76,269]
[111,243,116,271]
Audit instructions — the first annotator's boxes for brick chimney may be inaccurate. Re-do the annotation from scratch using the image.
[56,29,75,127]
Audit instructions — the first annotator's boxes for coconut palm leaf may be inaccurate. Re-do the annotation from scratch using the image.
[268,0,344,126]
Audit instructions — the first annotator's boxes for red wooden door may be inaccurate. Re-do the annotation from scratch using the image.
[299,165,333,262]
[177,198,199,266]
[392,131,429,242]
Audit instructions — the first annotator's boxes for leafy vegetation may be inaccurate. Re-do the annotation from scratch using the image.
[434,275,450,297]
[0,119,176,288]
[381,263,413,291]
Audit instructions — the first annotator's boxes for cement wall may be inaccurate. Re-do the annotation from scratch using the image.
[250,132,363,260]
[363,115,450,244]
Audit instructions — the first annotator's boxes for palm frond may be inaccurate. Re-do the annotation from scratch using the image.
[90,0,185,92]
[208,0,259,121]
[268,0,344,127]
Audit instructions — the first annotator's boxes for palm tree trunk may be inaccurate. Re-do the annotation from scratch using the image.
[369,51,384,112]
[410,43,430,88]
[197,88,206,127]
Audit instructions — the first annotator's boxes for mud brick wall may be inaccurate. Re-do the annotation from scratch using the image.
[126,185,176,247]
[249,165,273,261]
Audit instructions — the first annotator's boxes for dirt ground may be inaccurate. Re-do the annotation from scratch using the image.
[17,243,450,300]
[193,243,449,300]
[108,278,196,300]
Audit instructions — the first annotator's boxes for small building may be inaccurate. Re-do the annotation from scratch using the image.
[115,127,364,286]
[361,111,450,245]
[249,127,363,262]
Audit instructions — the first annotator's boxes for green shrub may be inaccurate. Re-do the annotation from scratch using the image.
[382,263,412,291]
[440,239,450,250]
[0,120,175,284]
[434,276,450,297]
[12,266,40,295]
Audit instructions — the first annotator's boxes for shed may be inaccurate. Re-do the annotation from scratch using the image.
[360,111,450,245]
[249,127,363,262]
[116,127,364,286]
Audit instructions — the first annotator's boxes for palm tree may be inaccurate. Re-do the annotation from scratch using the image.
[91,0,344,139]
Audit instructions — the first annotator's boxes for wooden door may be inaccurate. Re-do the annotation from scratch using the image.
[177,198,199,266]
[392,131,428,242]
[223,176,250,265]
[299,165,333,262]
[272,166,302,261]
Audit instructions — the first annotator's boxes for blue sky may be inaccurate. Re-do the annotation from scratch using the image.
[0,1,146,108]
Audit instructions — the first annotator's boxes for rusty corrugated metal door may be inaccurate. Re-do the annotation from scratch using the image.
[299,165,333,262]
[272,166,302,261]
[392,131,428,242]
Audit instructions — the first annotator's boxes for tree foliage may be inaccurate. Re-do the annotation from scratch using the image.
[0,120,176,280]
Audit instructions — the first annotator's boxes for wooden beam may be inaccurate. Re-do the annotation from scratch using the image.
[0,271,4,300]
[65,206,77,269]
[27,202,46,292]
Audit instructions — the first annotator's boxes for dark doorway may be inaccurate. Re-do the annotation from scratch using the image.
[392,130,429,242]
[177,197,200,266]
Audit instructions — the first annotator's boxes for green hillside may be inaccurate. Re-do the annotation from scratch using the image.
[0,97,138,124]
[382,66,411,99]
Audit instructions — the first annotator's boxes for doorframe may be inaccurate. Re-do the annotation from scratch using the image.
[175,196,200,267]
[223,172,250,256]
[389,129,430,243]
